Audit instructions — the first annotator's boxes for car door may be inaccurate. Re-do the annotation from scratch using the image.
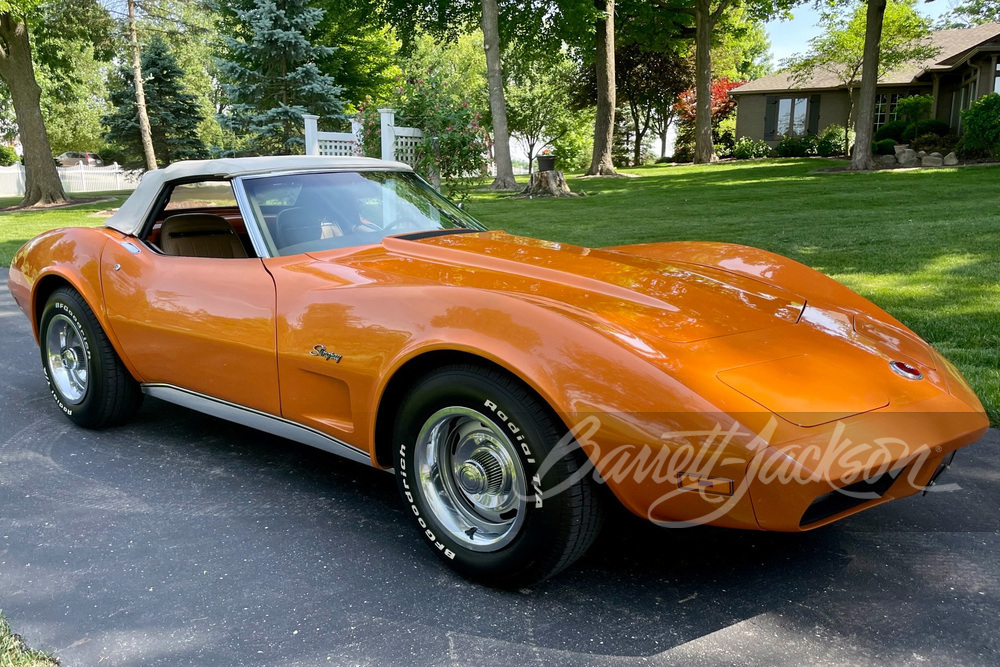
[100,181,280,416]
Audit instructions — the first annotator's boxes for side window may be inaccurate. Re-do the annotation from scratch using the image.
[147,180,254,259]
[164,181,239,210]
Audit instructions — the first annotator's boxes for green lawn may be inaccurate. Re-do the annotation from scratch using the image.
[0,191,130,266]
[0,613,58,666]
[0,161,996,423]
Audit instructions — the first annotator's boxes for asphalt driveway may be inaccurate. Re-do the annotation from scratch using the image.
[1,267,998,666]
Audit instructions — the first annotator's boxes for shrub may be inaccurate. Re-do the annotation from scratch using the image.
[732,136,772,160]
[0,145,18,166]
[957,93,1000,159]
[902,119,951,143]
[894,95,933,125]
[874,120,908,143]
[872,139,897,155]
[672,144,693,163]
[911,133,958,155]
[818,124,851,156]
[774,135,810,158]
[815,135,838,157]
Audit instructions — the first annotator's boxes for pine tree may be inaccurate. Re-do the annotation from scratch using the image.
[104,36,208,167]
[215,0,345,155]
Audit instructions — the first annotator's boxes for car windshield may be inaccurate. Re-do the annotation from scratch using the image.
[240,170,487,257]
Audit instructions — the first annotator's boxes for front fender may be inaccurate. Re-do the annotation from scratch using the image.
[9,226,142,381]
[606,241,915,335]
[367,288,763,529]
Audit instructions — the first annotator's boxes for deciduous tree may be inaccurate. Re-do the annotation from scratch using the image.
[506,54,576,173]
[617,43,693,165]
[673,76,740,160]
[312,0,401,105]
[940,0,1000,27]
[0,0,65,206]
[587,0,617,175]
[380,0,532,189]
[652,0,794,164]
[786,0,936,168]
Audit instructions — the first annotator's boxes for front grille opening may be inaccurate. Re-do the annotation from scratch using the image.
[799,467,904,527]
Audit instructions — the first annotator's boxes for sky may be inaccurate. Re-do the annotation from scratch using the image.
[765,1,957,65]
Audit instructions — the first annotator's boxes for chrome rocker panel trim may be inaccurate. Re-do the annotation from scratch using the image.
[141,383,376,467]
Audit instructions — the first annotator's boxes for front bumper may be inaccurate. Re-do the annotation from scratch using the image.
[746,402,987,531]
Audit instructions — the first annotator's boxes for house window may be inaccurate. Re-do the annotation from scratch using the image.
[994,69,1000,95]
[775,97,809,137]
[874,93,902,129]
[953,78,979,131]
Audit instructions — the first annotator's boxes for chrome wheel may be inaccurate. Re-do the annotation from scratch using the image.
[414,406,528,552]
[45,313,89,405]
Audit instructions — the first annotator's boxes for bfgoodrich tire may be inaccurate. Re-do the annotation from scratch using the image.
[39,287,143,428]
[393,364,603,587]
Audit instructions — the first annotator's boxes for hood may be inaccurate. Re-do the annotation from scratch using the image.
[343,231,805,344]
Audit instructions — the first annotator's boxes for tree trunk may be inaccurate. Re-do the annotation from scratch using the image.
[481,0,517,190]
[629,101,641,166]
[128,0,157,171]
[0,12,66,207]
[843,86,856,156]
[660,108,670,158]
[851,0,887,171]
[586,0,617,176]
[692,0,718,165]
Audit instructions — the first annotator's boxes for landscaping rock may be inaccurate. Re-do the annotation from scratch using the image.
[898,148,918,165]
[944,152,959,166]
[901,157,922,168]
[931,152,943,159]
[880,154,898,166]
[894,144,910,159]
[918,151,927,158]
[922,155,944,167]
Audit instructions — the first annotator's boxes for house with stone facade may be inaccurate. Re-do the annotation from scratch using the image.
[732,22,1000,146]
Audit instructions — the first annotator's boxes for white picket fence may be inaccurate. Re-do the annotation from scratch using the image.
[303,110,425,167]
[0,163,140,197]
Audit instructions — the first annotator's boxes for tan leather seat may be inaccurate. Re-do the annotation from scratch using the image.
[159,213,248,259]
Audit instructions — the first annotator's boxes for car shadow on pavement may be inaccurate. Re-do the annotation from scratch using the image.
[3,393,997,665]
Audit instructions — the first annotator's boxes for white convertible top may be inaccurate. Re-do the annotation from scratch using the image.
[105,155,412,236]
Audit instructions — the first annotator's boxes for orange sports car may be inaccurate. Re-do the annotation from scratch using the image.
[7,156,988,586]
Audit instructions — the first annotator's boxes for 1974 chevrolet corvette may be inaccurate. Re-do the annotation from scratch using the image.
[8,156,988,586]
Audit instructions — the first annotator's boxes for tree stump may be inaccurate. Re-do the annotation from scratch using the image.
[521,170,579,197]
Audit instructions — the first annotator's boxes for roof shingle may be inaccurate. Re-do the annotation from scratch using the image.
[732,23,1000,95]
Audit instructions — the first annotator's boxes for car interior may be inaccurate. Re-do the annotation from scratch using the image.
[140,172,478,260]
[142,180,257,259]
